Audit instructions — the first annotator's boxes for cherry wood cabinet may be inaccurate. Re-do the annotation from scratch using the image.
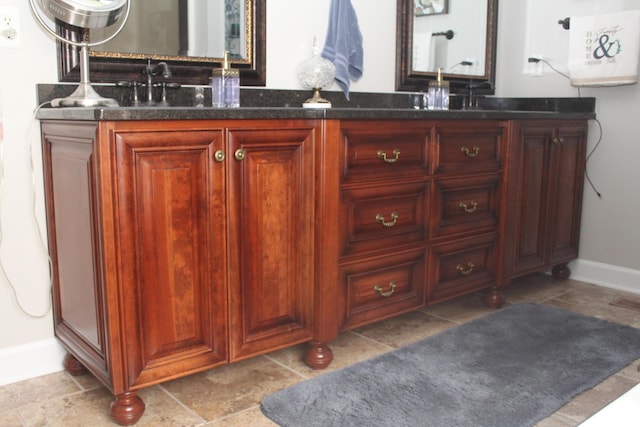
[39,116,588,425]
[504,121,587,282]
[41,119,319,425]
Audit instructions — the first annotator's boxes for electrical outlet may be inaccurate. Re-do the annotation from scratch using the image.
[526,54,544,76]
[0,7,20,48]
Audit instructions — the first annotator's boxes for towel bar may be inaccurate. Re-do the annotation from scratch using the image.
[432,30,454,39]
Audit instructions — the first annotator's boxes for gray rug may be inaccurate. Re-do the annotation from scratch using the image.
[261,303,640,427]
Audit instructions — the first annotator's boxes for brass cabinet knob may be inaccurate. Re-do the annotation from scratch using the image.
[214,150,226,162]
[234,148,246,160]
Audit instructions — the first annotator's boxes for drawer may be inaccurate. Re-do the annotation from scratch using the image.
[431,174,501,239]
[340,181,429,258]
[433,122,504,175]
[340,121,431,182]
[340,249,427,330]
[427,233,498,303]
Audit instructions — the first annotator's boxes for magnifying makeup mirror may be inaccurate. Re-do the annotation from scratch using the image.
[29,0,130,107]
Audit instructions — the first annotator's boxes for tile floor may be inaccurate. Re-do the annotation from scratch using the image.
[2,272,640,426]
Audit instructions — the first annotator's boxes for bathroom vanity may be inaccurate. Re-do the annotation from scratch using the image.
[36,98,593,425]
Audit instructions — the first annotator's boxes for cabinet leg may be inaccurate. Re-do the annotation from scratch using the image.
[484,286,505,309]
[305,341,334,370]
[63,353,88,376]
[552,263,571,281]
[109,392,145,426]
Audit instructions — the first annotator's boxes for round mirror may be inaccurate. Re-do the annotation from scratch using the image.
[39,0,127,28]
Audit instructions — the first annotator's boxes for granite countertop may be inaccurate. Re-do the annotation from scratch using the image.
[35,85,597,121]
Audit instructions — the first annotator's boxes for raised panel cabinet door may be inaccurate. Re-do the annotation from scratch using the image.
[227,124,316,360]
[546,124,587,264]
[508,124,554,275]
[112,125,228,388]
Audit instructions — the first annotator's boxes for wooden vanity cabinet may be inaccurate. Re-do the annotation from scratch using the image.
[39,114,589,425]
[504,120,587,282]
[41,119,319,425]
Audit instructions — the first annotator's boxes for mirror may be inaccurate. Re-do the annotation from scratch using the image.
[396,0,498,93]
[56,0,265,86]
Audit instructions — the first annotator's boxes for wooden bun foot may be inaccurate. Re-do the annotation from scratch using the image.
[110,392,145,426]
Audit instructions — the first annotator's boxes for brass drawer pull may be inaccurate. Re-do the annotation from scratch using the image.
[552,137,565,145]
[375,212,399,227]
[377,149,400,163]
[461,146,480,157]
[456,262,475,276]
[374,281,397,297]
[459,201,478,213]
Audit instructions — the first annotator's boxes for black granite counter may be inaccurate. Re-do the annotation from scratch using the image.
[35,85,596,121]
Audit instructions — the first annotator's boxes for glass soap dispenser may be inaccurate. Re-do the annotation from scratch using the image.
[211,51,240,108]
[427,68,449,110]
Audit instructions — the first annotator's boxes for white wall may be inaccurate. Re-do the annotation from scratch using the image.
[1,0,639,386]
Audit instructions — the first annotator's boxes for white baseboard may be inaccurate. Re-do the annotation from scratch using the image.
[0,337,66,386]
[570,259,640,295]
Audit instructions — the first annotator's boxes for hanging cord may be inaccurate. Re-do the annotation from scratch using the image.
[528,56,603,197]
[585,117,603,198]
[0,101,54,318]
[528,57,582,97]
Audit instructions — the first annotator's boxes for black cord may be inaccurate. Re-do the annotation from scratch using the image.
[528,57,582,97]
[585,118,603,198]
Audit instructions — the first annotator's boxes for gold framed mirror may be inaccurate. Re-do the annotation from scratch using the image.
[396,0,498,93]
[56,0,266,86]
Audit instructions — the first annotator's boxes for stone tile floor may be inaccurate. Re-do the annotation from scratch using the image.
[2,272,640,426]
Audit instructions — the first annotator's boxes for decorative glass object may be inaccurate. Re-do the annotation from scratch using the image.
[296,41,336,108]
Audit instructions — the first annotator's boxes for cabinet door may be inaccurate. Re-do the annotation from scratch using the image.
[507,122,587,276]
[227,124,316,360]
[113,126,228,388]
[508,124,553,274]
[546,124,587,264]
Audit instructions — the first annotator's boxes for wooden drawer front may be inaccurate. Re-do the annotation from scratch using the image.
[340,121,430,182]
[340,181,429,258]
[433,122,504,175]
[431,174,500,239]
[340,250,426,330]
[428,234,498,303]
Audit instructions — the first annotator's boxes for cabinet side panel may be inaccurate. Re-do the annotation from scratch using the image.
[50,143,102,349]
[42,122,110,385]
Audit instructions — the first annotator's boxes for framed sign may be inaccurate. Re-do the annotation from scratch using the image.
[415,0,448,16]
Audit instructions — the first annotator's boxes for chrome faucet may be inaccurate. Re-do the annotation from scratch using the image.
[142,59,172,105]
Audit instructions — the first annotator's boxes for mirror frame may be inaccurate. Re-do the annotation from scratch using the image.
[395,0,498,93]
[56,0,266,86]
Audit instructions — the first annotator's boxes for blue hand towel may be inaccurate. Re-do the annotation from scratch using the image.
[321,0,363,100]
